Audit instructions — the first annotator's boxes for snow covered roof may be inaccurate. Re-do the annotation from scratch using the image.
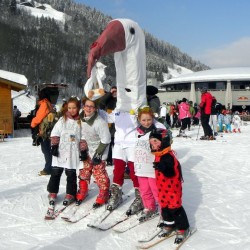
[161,67,250,86]
[0,69,27,91]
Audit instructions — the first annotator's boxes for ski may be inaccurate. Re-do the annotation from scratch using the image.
[92,212,130,230]
[138,227,163,243]
[136,230,175,249]
[174,228,197,250]
[137,227,197,250]
[61,204,81,220]
[87,195,129,229]
[112,211,159,233]
[44,202,55,220]
[44,201,74,220]
[176,135,192,139]
[64,205,99,223]
[87,209,112,228]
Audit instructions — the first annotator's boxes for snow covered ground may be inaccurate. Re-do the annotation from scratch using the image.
[1,124,250,250]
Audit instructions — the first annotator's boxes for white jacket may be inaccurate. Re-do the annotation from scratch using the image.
[51,117,81,170]
[81,113,111,160]
[134,121,165,178]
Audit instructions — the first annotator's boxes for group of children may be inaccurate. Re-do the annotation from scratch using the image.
[217,110,242,133]
[46,97,190,244]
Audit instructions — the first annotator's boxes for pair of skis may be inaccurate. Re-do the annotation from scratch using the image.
[137,227,197,249]
[44,201,74,220]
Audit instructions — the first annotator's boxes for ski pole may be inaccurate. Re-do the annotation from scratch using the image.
[196,120,201,140]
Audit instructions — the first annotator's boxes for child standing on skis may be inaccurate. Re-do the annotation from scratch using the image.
[134,106,165,221]
[76,98,111,208]
[149,129,190,245]
[47,97,87,207]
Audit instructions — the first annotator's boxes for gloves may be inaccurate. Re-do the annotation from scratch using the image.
[32,135,42,146]
[92,152,102,166]
[51,145,59,157]
[80,150,88,161]
[96,142,109,155]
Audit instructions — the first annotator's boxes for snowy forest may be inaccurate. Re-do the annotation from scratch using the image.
[1,0,209,95]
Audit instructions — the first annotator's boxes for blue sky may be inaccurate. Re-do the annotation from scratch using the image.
[76,0,250,69]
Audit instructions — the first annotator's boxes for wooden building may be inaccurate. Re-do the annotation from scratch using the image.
[0,70,27,137]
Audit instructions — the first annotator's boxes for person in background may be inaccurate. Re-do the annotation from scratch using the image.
[209,96,219,136]
[159,102,167,120]
[232,111,242,133]
[13,105,21,130]
[199,88,214,140]
[77,98,111,208]
[223,110,232,133]
[47,97,84,207]
[192,103,199,126]
[31,88,53,175]
[188,101,196,130]
[99,86,117,166]
[146,85,160,117]
[177,98,191,137]
[217,110,225,133]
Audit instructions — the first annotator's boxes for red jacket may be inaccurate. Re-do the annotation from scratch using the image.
[199,92,212,115]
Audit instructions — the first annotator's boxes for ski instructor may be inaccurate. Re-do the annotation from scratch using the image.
[86,18,147,214]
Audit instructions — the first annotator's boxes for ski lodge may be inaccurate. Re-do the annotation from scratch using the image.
[0,70,27,139]
[158,67,250,112]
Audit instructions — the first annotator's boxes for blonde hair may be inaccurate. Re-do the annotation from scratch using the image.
[137,106,154,120]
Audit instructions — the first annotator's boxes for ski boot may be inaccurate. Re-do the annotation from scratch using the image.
[157,221,176,237]
[75,180,88,206]
[48,193,57,205]
[63,194,75,206]
[177,130,186,137]
[208,135,216,140]
[126,188,144,216]
[174,228,190,244]
[138,208,159,222]
[106,183,123,211]
[93,189,109,209]
[200,135,208,140]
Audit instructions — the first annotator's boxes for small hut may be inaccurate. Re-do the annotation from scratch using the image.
[0,70,27,137]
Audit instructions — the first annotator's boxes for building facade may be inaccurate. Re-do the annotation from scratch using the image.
[159,67,250,111]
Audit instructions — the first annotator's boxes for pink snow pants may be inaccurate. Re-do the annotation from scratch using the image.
[138,177,159,211]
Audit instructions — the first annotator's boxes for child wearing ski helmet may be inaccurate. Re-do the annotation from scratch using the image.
[149,129,190,244]
[134,106,165,221]
[47,97,86,211]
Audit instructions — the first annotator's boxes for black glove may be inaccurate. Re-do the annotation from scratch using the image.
[92,152,102,166]
[51,145,59,157]
[80,150,88,161]
[31,126,39,140]
[153,162,159,169]
[32,135,42,146]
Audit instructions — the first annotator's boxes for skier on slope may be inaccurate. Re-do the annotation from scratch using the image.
[86,18,146,215]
